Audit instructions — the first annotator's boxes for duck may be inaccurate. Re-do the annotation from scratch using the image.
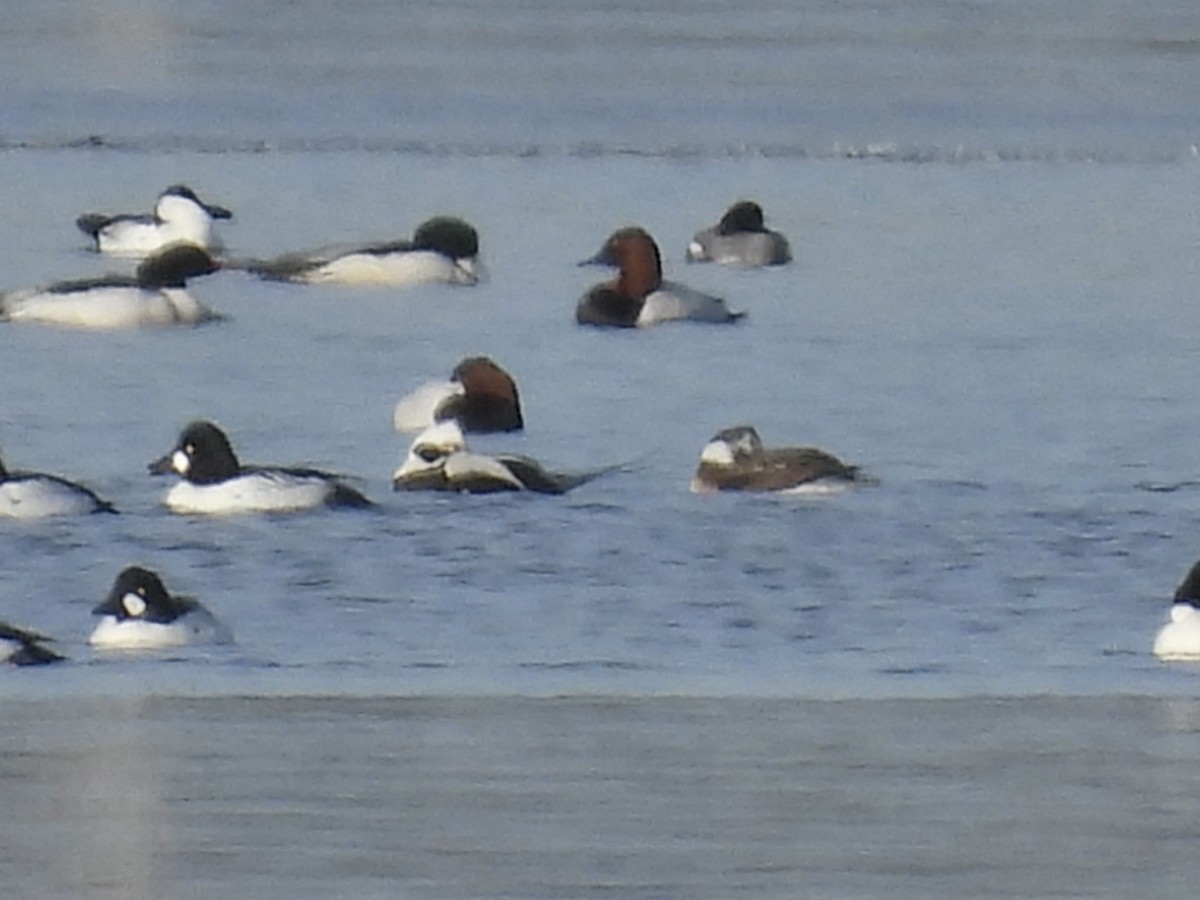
[577,227,743,327]
[0,442,116,518]
[686,200,792,267]
[148,419,373,514]
[89,565,232,649]
[393,420,599,494]
[393,356,524,434]
[1154,559,1200,661]
[76,184,233,257]
[690,425,867,494]
[0,243,224,329]
[242,216,482,286]
[1,620,65,666]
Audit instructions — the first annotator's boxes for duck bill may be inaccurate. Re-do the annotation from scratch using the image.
[147,452,175,475]
[206,203,234,220]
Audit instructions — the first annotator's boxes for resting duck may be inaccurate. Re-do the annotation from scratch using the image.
[686,200,791,267]
[393,356,524,434]
[691,425,867,494]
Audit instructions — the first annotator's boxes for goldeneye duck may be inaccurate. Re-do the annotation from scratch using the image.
[0,243,224,329]
[691,425,867,494]
[148,419,373,514]
[244,216,482,287]
[0,443,116,518]
[686,200,792,267]
[1,620,65,667]
[76,184,233,257]
[393,421,599,494]
[1154,559,1200,661]
[393,355,524,434]
[89,565,232,649]
[577,227,743,327]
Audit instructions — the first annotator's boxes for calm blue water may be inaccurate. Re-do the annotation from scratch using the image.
[7,4,1200,898]
[3,1,1200,701]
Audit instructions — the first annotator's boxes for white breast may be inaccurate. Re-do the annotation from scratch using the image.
[1154,604,1200,661]
[301,250,476,286]
[0,478,98,518]
[4,287,213,329]
[165,472,334,514]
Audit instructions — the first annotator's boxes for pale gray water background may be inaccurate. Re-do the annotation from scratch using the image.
[4,1,1200,896]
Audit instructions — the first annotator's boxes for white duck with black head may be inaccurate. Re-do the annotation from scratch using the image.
[89,565,232,650]
[0,441,116,518]
[1154,559,1200,661]
[149,420,373,514]
[0,243,224,329]
[243,216,483,287]
[76,184,233,257]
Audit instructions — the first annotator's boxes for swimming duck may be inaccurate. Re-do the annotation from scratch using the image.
[1,620,65,666]
[89,565,232,649]
[244,216,481,286]
[76,184,233,256]
[0,442,115,518]
[686,201,792,267]
[0,243,223,329]
[1154,559,1200,661]
[691,425,866,493]
[148,419,372,514]
[393,356,524,434]
[577,227,743,327]
[393,420,597,494]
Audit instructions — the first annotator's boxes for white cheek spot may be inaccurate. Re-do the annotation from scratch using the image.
[688,240,704,258]
[700,440,735,467]
[172,449,190,475]
[122,592,147,618]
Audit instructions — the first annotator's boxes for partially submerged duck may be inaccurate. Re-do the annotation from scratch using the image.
[1,620,65,667]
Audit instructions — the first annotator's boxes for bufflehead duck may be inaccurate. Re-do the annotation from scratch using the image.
[577,227,743,327]
[0,443,115,518]
[393,356,524,434]
[393,420,598,494]
[89,565,232,649]
[244,216,482,286]
[148,419,373,514]
[1,620,65,667]
[686,201,792,267]
[1154,559,1200,661]
[691,425,866,494]
[0,243,224,329]
[76,184,233,257]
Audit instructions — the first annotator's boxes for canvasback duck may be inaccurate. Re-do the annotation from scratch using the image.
[686,200,792,267]
[393,355,524,434]
[0,442,115,518]
[1154,559,1200,661]
[1,620,65,666]
[244,216,482,287]
[76,184,232,257]
[577,227,743,327]
[89,565,232,649]
[148,420,373,514]
[0,243,224,329]
[691,425,867,494]
[393,420,599,494]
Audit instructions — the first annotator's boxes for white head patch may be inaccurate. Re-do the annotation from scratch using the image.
[122,592,147,618]
[172,449,191,475]
[699,439,736,467]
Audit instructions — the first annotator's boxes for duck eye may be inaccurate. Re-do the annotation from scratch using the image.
[184,444,195,455]
[416,446,444,463]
